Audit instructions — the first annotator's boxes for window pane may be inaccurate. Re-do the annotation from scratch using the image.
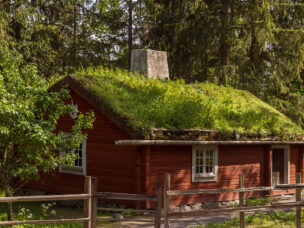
[194,148,216,176]
[206,166,213,173]
[73,144,82,167]
[196,150,200,157]
[206,158,213,165]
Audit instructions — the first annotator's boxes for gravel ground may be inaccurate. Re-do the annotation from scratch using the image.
[102,195,296,228]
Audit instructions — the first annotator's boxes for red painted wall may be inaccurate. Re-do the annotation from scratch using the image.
[148,145,302,206]
[29,88,140,197]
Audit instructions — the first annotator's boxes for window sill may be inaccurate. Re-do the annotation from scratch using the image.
[195,174,215,178]
[59,166,84,176]
[192,175,218,183]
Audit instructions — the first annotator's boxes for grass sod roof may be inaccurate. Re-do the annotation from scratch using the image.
[68,67,303,140]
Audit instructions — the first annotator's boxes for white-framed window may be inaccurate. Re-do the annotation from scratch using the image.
[59,138,87,176]
[192,146,218,182]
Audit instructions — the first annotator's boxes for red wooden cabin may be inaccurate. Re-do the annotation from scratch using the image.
[28,73,304,208]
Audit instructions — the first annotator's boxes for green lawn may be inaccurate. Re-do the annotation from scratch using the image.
[201,210,304,228]
[0,200,118,228]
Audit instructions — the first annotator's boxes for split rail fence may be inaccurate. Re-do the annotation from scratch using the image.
[2,174,304,228]
[164,172,304,228]
[0,176,162,228]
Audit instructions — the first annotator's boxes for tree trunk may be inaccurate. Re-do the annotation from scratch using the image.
[249,24,260,69]
[249,0,260,70]
[201,48,208,82]
[219,0,231,85]
[4,188,14,221]
[1,144,14,222]
[2,179,14,222]
[128,0,133,71]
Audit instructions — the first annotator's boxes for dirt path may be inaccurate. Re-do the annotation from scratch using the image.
[100,195,296,228]
[112,212,235,228]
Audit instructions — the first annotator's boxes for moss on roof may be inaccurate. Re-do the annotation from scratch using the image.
[73,67,303,139]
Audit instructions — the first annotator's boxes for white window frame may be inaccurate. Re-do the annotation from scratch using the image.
[59,138,87,176]
[271,145,290,185]
[192,145,218,182]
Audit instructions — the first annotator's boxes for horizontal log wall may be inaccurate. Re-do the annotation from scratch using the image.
[149,144,301,206]
[27,89,141,202]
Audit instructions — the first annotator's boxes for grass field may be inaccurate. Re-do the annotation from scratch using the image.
[203,210,304,228]
[0,188,118,228]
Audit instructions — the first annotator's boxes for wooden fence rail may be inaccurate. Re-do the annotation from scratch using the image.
[0,176,94,227]
[0,177,162,228]
[96,181,162,228]
[164,172,304,228]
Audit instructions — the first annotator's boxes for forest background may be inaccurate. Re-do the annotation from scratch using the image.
[1,0,304,130]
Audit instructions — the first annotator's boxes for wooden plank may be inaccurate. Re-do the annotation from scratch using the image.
[136,147,142,209]
[97,207,154,213]
[275,183,304,188]
[91,177,97,228]
[266,145,272,188]
[96,192,156,201]
[150,165,263,176]
[239,174,244,228]
[150,170,264,183]
[84,176,92,228]
[300,146,304,183]
[0,218,89,226]
[164,173,171,228]
[167,184,304,196]
[168,201,304,216]
[154,182,162,228]
[0,194,90,203]
[144,146,151,208]
[97,217,162,222]
[296,173,302,228]
[115,140,304,146]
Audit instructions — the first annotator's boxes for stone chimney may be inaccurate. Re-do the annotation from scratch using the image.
[131,49,169,79]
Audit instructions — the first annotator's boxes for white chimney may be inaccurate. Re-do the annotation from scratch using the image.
[131,49,169,79]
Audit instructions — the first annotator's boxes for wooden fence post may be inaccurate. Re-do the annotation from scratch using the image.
[154,182,162,228]
[91,177,97,228]
[296,172,302,228]
[164,173,171,228]
[239,173,245,228]
[84,176,92,228]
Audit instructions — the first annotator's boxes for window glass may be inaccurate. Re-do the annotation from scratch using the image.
[195,148,214,175]
[74,143,82,167]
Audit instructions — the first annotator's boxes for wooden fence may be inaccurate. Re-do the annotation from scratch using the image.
[0,177,162,228]
[0,176,94,227]
[97,181,162,228]
[164,172,304,228]
[3,174,304,228]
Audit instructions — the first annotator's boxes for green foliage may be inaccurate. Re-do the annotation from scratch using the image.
[146,0,304,130]
[0,202,84,228]
[0,0,136,78]
[203,210,304,228]
[76,67,302,138]
[244,196,279,206]
[0,50,94,198]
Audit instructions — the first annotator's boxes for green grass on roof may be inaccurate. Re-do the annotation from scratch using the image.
[74,67,303,137]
